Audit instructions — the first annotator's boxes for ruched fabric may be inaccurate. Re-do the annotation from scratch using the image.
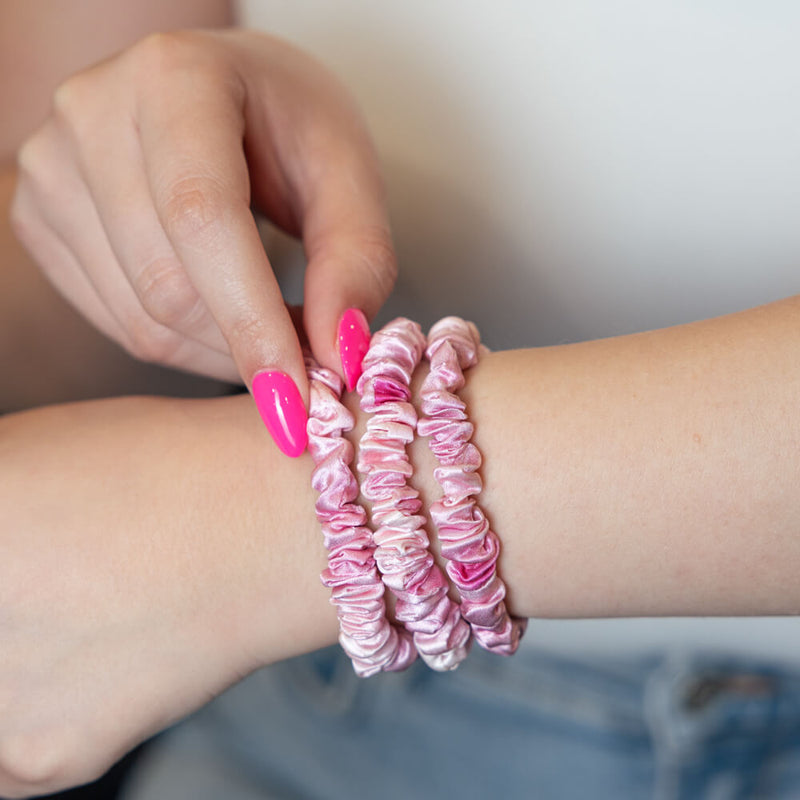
[357,318,471,671]
[306,353,416,676]
[418,317,527,655]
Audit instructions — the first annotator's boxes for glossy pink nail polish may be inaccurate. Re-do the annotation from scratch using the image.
[252,371,308,457]
[338,308,371,391]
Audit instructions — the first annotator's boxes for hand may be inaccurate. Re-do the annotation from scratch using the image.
[11,29,396,455]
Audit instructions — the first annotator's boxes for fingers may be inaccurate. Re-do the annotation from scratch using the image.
[14,30,396,459]
[73,102,232,360]
[14,123,240,382]
[11,177,132,349]
[234,33,398,391]
[134,36,309,454]
[300,153,397,393]
[304,230,396,391]
[49,53,236,362]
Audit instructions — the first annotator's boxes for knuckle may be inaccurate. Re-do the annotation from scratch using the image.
[126,31,231,98]
[129,30,198,74]
[15,136,38,178]
[160,176,229,242]
[135,256,202,330]
[51,75,78,118]
[15,129,52,188]
[124,313,184,365]
[51,72,93,130]
[50,69,111,146]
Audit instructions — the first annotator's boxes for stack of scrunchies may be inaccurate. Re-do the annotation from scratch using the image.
[306,317,526,677]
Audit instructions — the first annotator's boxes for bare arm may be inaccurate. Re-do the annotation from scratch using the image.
[458,295,800,619]
[0,392,332,797]
[2,294,800,795]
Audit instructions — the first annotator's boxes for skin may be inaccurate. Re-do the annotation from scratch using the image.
[0,157,233,412]
[0,0,391,789]
[0,0,233,157]
[3,296,800,795]
[5,0,397,410]
[0,0,238,412]
[3,0,800,796]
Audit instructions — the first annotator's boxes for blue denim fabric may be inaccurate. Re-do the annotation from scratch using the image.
[121,647,800,800]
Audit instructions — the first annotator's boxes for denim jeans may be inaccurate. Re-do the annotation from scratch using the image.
[121,645,800,799]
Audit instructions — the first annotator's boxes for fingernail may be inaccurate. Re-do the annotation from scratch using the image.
[338,308,371,391]
[252,371,308,457]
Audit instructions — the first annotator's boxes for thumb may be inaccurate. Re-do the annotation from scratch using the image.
[303,220,398,392]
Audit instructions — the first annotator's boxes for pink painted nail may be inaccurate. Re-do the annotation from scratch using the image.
[338,308,371,391]
[252,371,308,457]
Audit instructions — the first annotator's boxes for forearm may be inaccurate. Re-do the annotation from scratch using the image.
[5,299,800,793]
[0,393,335,668]
[6,296,800,673]
[453,294,800,619]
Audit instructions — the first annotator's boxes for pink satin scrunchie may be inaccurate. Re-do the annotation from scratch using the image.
[306,352,416,676]
[418,317,527,655]
[356,318,471,671]
[306,316,526,676]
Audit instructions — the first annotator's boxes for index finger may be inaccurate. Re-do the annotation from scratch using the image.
[135,36,308,455]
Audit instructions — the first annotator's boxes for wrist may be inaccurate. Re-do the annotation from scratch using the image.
[246,343,526,670]
[340,343,525,633]
[203,393,337,670]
